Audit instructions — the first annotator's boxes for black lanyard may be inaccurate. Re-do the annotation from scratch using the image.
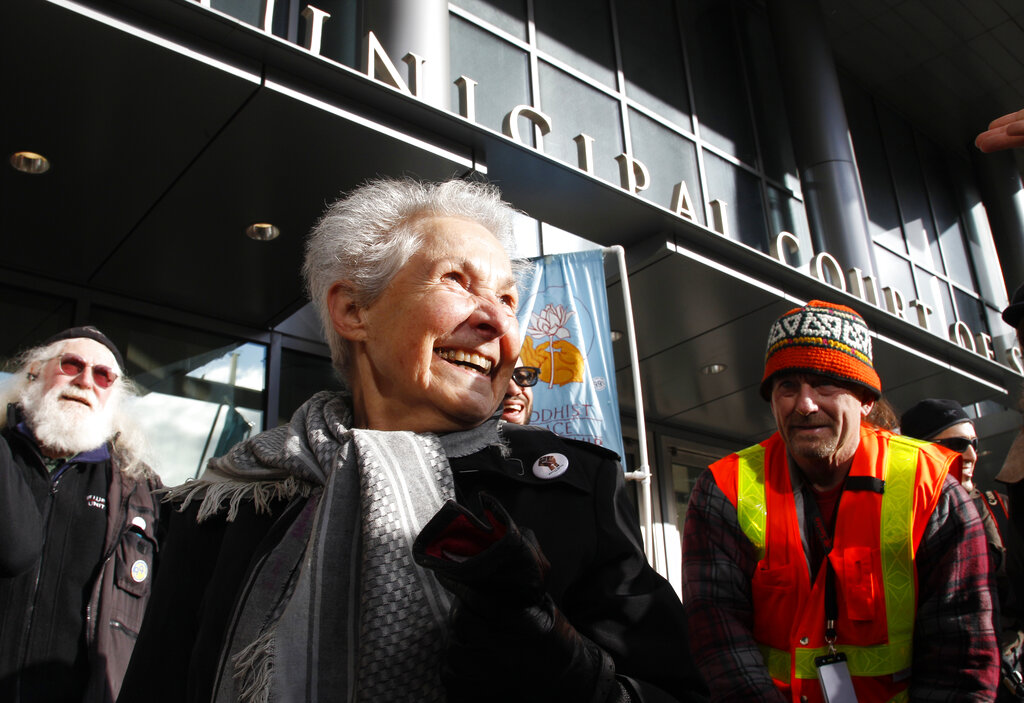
[802,483,840,648]
[802,475,886,651]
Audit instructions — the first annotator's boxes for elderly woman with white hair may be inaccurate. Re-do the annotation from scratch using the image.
[119,178,706,703]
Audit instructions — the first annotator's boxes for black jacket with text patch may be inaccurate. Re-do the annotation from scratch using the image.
[0,404,163,703]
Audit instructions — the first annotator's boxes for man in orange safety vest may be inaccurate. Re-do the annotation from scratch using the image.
[682,300,999,702]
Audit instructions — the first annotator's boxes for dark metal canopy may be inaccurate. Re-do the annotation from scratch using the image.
[2,0,1022,469]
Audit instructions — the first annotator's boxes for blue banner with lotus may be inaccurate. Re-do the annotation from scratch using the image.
[517,249,624,461]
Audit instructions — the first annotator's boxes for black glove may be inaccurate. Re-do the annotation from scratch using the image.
[413,493,623,703]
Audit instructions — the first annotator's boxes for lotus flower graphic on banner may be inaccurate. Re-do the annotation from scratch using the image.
[517,250,624,460]
[524,303,585,388]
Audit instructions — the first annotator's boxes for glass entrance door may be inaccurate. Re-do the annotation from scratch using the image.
[656,436,733,598]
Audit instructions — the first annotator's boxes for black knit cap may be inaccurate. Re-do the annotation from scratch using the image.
[1003,283,1024,328]
[899,398,970,441]
[41,326,125,372]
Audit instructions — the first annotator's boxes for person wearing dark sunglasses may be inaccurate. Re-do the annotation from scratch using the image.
[500,364,538,425]
[901,397,1024,701]
[901,398,980,492]
[0,326,163,703]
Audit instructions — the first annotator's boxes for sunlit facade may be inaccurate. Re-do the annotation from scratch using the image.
[4,0,1023,587]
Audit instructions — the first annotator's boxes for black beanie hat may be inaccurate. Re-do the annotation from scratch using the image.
[899,398,970,441]
[41,326,125,372]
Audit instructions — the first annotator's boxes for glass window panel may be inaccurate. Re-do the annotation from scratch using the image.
[737,1,799,186]
[274,303,327,343]
[615,0,692,130]
[450,0,527,40]
[766,186,812,266]
[987,303,1017,360]
[450,17,532,144]
[703,151,768,252]
[912,267,953,335]
[0,285,75,360]
[934,278,956,335]
[936,218,975,291]
[873,245,917,308]
[88,309,266,487]
[210,0,261,27]
[875,106,941,272]
[919,140,978,291]
[672,460,705,543]
[681,0,757,165]
[945,157,1004,306]
[133,394,262,486]
[534,0,616,88]
[841,77,905,254]
[953,288,988,337]
[209,0,319,40]
[315,0,359,69]
[278,348,344,427]
[538,62,624,185]
[628,109,703,224]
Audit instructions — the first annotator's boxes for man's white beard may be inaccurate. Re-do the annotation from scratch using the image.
[20,382,116,457]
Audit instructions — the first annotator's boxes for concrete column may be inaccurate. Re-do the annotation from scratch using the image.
[361,0,450,110]
[766,0,875,277]
[972,149,1024,295]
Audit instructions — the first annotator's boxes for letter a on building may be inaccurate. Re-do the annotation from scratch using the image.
[517,250,624,460]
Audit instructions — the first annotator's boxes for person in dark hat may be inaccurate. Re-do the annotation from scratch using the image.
[683,300,998,701]
[901,399,980,491]
[901,398,1024,700]
[0,326,163,703]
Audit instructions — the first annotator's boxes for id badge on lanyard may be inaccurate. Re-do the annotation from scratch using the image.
[815,652,858,702]
[807,482,859,701]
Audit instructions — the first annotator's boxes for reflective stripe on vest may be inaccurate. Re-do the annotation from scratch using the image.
[737,437,918,680]
[736,444,768,561]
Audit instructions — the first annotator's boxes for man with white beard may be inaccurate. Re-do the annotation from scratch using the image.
[0,326,163,703]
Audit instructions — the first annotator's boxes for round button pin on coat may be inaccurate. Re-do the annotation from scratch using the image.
[131,559,149,583]
[532,452,569,479]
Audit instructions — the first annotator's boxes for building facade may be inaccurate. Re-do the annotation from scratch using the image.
[4,0,1024,589]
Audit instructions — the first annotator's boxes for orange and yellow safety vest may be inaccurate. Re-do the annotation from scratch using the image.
[709,425,956,703]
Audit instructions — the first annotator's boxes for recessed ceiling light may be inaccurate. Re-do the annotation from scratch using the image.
[246,223,280,241]
[610,330,623,342]
[700,363,727,375]
[10,151,50,174]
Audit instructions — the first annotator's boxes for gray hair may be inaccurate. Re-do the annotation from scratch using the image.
[302,178,520,382]
[0,340,156,480]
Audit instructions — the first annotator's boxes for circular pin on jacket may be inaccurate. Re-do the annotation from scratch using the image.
[131,559,149,583]
[532,452,569,479]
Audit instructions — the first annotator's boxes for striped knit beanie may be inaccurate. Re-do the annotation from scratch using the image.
[760,300,881,401]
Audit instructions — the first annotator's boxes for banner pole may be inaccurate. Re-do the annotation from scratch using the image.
[605,245,656,568]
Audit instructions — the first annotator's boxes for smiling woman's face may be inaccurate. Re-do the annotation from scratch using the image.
[335,215,521,433]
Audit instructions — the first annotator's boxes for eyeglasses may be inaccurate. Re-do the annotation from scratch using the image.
[934,436,978,453]
[51,353,120,389]
[511,366,540,388]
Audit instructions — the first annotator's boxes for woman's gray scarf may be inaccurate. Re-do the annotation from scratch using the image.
[167,391,503,702]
